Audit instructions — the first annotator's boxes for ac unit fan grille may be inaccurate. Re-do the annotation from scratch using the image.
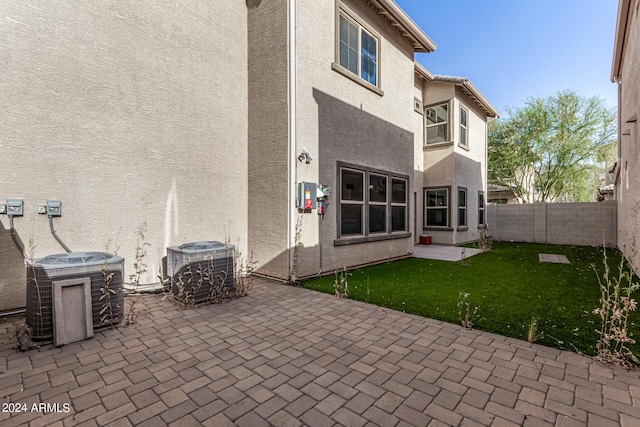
[26,266,124,341]
[167,245,236,304]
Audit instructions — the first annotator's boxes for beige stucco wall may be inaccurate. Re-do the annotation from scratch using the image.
[247,0,291,279]
[292,0,418,277]
[412,76,426,243]
[421,83,489,245]
[617,0,640,273]
[0,1,248,310]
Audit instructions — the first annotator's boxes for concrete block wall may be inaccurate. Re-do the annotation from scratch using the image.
[487,201,617,247]
[487,203,535,243]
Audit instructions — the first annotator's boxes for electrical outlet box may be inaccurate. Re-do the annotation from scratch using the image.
[297,182,317,210]
[38,205,47,214]
[0,204,6,214]
[46,200,62,217]
[6,199,23,216]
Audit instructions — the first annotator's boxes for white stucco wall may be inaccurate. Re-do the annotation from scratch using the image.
[0,1,248,310]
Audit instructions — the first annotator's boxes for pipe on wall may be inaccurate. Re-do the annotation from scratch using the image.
[287,0,298,283]
[48,216,71,253]
[8,215,26,258]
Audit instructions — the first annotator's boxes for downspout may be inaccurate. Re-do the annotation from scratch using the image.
[287,0,298,283]
[485,116,497,237]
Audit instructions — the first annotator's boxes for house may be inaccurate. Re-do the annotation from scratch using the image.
[0,0,498,310]
[488,184,519,204]
[611,0,640,272]
[414,65,499,245]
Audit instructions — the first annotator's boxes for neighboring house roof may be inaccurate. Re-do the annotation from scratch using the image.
[414,62,500,118]
[599,184,614,194]
[364,0,437,53]
[611,0,632,81]
[488,184,512,192]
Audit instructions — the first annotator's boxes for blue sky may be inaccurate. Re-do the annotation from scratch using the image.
[396,0,619,117]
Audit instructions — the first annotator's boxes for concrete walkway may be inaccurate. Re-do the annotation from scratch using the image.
[413,244,483,262]
[1,279,639,427]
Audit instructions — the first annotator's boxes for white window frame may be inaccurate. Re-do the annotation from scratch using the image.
[425,102,451,145]
[459,106,468,149]
[334,7,381,92]
[424,187,450,228]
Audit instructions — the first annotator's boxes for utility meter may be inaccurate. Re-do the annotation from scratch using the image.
[297,182,317,210]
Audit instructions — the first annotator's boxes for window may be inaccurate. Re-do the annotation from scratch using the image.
[369,174,387,233]
[458,187,467,228]
[391,178,407,232]
[340,169,364,236]
[339,11,378,86]
[460,107,468,148]
[478,191,485,227]
[425,103,449,144]
[425,188,449,227]
[339,165,408,239]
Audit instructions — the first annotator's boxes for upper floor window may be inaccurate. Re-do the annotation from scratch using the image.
[425,103,449,144]
[339,11,378,86]
[460,107,468,148]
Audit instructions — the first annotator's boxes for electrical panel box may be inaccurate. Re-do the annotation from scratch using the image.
[297,182,317,210]
[6,199,23,216]
[47,200,62,217]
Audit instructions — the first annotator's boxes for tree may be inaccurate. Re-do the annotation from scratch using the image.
[488,90,617,203]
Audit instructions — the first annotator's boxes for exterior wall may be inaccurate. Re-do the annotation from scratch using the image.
[247,0,291,279]
[616,0,640,272]
[422,82,455,244]
[0,1,248,310]
[488,201,617,247]
[294,0,417,276]
[453,89,489,244]
[412,76,427,243]
[421,84,489,245]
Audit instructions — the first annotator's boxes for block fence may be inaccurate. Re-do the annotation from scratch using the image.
[486,201,617,247]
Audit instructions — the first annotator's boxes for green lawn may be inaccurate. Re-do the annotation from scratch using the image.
[302,242,640,357]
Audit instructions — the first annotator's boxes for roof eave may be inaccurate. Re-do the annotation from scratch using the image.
[365,0,437,53]
[611,0,631,82]
[431,74,500,118]
[414,62,434,81]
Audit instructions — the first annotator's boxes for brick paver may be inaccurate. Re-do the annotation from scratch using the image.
[1,278,639,426]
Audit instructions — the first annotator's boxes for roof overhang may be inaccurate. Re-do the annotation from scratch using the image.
[415,63,500,118]
[611,0,632,82]
[362,0,437,53]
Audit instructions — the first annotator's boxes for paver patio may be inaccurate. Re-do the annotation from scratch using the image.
[1,278,639,427]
